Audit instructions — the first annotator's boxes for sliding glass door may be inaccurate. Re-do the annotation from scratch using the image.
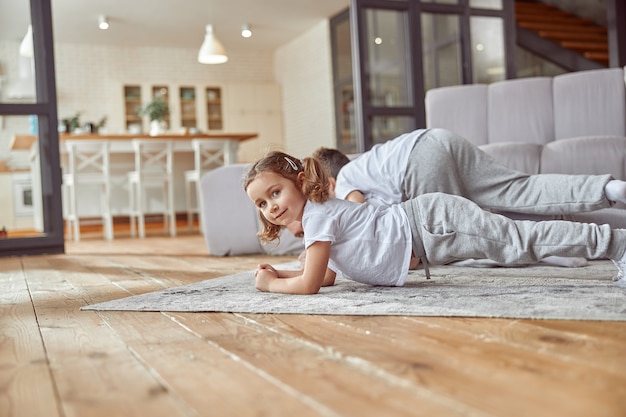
[0,0,64,255]
[346,0,515,151]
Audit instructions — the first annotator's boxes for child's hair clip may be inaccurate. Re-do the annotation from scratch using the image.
[284,156,299,171]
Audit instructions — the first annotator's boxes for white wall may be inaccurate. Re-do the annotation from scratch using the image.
[274,20,337,159]
[54,43,276,135]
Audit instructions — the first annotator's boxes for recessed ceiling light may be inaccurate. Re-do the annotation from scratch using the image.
[98,15,110,30]
[241,24,252,38]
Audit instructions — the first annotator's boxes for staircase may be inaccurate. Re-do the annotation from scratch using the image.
[515,0,608,70]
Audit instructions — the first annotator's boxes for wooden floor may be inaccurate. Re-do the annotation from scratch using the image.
[2,232,626,417]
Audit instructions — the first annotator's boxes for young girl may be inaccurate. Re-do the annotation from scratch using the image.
[244,151,626,294]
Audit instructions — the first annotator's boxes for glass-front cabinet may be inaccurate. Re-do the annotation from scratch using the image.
[179,86,197,129]
[205,87,223,131]
[123,85,142,132]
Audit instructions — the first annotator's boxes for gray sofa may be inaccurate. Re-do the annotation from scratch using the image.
[201,67,626,255]
[425,66,626,227]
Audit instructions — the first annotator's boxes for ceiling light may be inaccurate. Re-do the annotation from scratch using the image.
[98,15,109,30]
[241,24,252,38]
[19,25,33,57]
[197,24,228,64]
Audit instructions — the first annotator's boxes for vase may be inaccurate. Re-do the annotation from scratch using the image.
[150,120,167,136]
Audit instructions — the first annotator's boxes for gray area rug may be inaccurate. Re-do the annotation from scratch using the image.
[82,260,626,321]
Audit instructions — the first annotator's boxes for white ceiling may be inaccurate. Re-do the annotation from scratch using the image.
[0,0,350,53]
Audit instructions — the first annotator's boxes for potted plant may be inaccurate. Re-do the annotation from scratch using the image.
[137,97,170,135]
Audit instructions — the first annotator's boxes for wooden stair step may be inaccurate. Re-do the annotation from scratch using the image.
[560,41,608,52]
[518,22,608,33]
[537,31,608,41]
[516,9,576,19]
[516,15,596,26]
[515,1,559,10]
[585,51,609,60]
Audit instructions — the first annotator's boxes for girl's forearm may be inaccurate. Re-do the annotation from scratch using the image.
[269,274,322,294]
[265,241,332,294]
[275,269,303,278]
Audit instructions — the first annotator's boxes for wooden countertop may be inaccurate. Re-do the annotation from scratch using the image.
[10,132,258,151]
[63,133,258,141]
[9,135,38,151]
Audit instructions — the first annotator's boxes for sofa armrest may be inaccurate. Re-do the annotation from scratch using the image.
[200,164,304,256]
[200,164,264,255]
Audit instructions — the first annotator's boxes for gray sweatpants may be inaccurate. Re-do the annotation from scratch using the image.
[402,129,613,215]
[401,193,626,267]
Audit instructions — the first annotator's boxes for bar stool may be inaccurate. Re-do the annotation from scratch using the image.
[128,139,176,238]
[184,139,230,231]
[62,140,114,241]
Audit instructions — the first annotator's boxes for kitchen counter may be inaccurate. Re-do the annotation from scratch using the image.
[10,132,258,151]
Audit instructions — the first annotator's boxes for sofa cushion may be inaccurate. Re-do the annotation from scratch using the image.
[487,77,554,145]
[425,84,488,146]
[553,68,626,139]
[541,136,626,180]
[561,208,626,228]
[479,142,542,174]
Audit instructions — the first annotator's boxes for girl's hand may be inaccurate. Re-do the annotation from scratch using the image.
[255,268,278,292]
[255,263,277,276]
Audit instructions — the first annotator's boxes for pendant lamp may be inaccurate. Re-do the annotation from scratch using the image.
[197,24,228,64]
[19,25,34,58]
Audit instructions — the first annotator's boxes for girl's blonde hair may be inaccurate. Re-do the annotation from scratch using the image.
[243,151,330,243]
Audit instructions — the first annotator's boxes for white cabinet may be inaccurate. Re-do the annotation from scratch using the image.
[224,83,283,162]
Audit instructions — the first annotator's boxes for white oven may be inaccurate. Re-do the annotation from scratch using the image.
[12,173,34,217]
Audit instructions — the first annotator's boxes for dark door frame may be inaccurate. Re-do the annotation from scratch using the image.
[0,0,64,256]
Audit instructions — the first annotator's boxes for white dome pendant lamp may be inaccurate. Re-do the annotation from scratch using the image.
[197,24,228,64]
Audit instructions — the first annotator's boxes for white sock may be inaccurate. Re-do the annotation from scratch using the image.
[604,180,626,204]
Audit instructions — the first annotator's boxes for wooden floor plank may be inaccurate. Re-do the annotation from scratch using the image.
[405,317,626,375]
[22,255,195,417]
[167,312,479,417]
[98,310,329,417]
[0,257,61,417]
[243,314,626,417]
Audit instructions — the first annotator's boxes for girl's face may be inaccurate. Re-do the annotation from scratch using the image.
[246,171,307,228]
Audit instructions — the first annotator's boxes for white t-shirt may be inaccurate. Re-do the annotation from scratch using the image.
[302,198,413,286]
[334,129,428,207]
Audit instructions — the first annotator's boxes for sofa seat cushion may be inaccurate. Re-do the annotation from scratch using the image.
[479,142,543,174]
[541,136,626,180]
[561,208,626,228]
